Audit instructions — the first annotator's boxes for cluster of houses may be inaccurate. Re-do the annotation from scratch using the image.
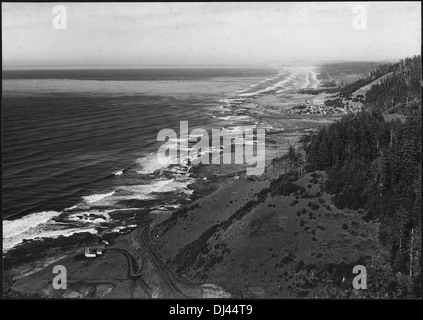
[284,99,363,115]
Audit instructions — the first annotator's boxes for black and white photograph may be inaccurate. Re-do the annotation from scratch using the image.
[2,2,422,303]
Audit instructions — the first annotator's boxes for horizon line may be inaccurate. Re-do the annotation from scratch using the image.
[2,57,410,71]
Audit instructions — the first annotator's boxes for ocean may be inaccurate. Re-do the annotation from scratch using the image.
[2,66,319,252]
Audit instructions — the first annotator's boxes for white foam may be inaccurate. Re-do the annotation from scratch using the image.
[154,179,195,194]
[117,179,176,200]
[309,69,320,89]
[3,211,60,240]
[83,191,115,204]
[64,205,78,211]
[67,209,112,224]
[239,73,294,97]
[302,72,311,89]
[299,67,319,89]
[3,220,98,252]
[111,224,137,233]
[165,204,181,209]
[217,116,232,121]
[136,153,176,174]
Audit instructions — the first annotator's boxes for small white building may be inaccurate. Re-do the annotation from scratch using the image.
[85,247,103,258]
[85,247,96,258]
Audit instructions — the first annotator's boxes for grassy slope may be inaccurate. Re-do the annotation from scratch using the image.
[153,171,385,298]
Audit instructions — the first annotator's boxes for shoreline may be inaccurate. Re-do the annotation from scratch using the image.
[3,65,351,298]
[3,110,343,298]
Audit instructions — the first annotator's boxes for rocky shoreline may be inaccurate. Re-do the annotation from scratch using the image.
[3,111,344,298]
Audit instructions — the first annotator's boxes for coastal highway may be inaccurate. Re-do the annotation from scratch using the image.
[138,226,189,298]
[103,225,189,298]
[104,248,144,278]
[103,247,151,297]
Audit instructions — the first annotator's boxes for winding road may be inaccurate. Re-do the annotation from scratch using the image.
[104,248,143,277]
[102,224,190,298]
[138,226,189,298]
[103,247,150,297]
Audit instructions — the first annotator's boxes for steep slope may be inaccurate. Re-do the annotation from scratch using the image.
[152,171,383,298]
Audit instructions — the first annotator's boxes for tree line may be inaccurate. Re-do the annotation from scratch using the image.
[366,55,421,113]
[297,56,421,297]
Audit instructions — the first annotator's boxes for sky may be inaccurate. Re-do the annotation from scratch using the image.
[2,2,421,67]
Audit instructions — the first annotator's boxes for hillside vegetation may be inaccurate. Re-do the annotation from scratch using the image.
[301,56,421,297]
[366,56,421,114]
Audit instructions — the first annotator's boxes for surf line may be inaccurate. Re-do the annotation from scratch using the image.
[156,121,265,175]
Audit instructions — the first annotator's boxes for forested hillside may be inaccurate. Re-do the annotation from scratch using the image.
[325,61,397,97]
[300,56,421,297]
[366,55,421,114]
